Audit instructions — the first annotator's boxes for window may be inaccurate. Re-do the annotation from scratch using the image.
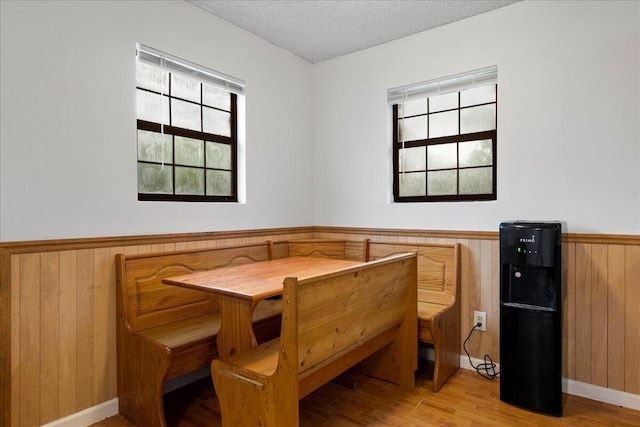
[389,67,497,202]
[136,44,244,202]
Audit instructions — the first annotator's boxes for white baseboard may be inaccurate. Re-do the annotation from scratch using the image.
[40,398,119,427]
[562,377,640,411]
[44,354,640,426]
[41,368,213,427]
[458,355,640,411]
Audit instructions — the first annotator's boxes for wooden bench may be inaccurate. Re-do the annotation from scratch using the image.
[366,240,461,392]
[115,243,283,427]
[211,253,417,427]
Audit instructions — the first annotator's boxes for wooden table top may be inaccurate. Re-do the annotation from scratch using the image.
[162,256,361,301]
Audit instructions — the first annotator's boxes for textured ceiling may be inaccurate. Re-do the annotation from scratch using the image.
[188,0,518,63]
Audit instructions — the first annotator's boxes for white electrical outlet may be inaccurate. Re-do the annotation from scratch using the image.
[474,310,487,332]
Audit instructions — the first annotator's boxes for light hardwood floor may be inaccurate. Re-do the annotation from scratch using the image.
[92,362,640,427]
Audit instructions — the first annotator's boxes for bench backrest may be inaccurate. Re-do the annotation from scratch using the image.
[279,253,417,379]
[271,239,347,260]
[115,243,271,332]
[366,241,460,307]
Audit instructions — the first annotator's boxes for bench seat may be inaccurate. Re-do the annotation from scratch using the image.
[417,301,448,342]
[220,337,280,377]
[142,299,282,349]
[137,299,282,380]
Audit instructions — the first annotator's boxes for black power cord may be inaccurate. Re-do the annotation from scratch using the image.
[463,323,500,380]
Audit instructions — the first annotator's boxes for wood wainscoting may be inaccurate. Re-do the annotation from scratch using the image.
[314,227,640,396]
[1,226,639,426]
[315,227,640,394]
[0,228,315,427]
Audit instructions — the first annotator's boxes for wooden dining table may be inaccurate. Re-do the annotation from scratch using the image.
[162,256,361,359]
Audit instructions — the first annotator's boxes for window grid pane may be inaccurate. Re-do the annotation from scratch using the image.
[399,172,426,197]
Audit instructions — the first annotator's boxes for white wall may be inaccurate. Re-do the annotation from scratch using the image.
[0,0,313,241]
[312,1,640,234]
[2,1,639,241]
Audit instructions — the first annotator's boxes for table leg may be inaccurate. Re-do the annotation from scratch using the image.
[216,295,259,358]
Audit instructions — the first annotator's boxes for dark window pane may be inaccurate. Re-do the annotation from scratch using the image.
[459,139,493,167]
[429,92,458,113]
[137,130,172,164]
[203,107,231,137]
[203,83,231,111]
[400,116,427,142]
[461,104,496,134]
[206,142,231,169]
[175,166,204,195]
[461,84,496,107]
[175,136,204,167]
[171,98,201,131]
[400,99,427,117]
[459,167,493,194]
[206,170,232,196]
[138,163,172,194]
[137,90,169,124]
[399,146,426,172]
[398,172,426,197]
[427,143,457,170]
[429,110,458,138]
[427,170,457,195]
[172,73,201,103]
[136,61,168,93]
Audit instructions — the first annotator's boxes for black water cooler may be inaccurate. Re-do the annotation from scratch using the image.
[499,221,564,417]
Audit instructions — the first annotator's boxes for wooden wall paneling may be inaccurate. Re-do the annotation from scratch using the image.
[76,249,94,411]
[491,239,500,363]
[150,243,164,253]
[224,237,242,248]
[10,254,20,426]
[109,247,125,399]
[479,239,494,358]
[624,245,640,394]
[398,234,411,243]
[40,251,60,424]
[162,243,177,253]
[0,227,314,425]
[574,243,592,383]
[457,239,471,355]
[2,228,639,427]
[238,236,257,245]
[20,253,40,426]
[590,244,608,388]
[192,240,204,249]
[124,245,140,257]
[93,248,111,405]
[218,237,230,247]
[137,244,152,255]
[183,240,198,250]
[564,243,577,381]
[607,244,626,391]
[464,239,482,357]
[59,250,78,418]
